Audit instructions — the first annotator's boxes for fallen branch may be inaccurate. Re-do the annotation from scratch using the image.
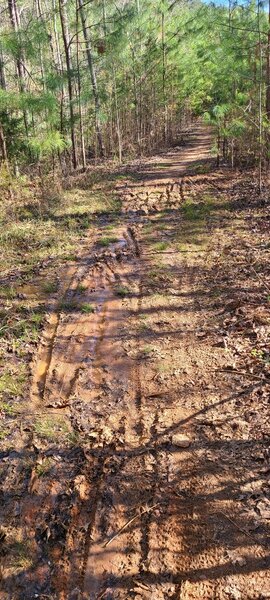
[249,265,270,294]
[212,510,268,550]
[215,368,270,384]
[103,502,160,548]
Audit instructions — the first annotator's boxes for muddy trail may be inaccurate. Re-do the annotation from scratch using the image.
[1,126,270,600]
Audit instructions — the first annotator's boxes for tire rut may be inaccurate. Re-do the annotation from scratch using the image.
[30,125,264,600]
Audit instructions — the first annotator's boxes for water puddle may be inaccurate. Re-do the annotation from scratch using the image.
[30,229,136,409]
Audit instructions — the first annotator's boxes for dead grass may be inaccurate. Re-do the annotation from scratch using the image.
[9,540,33,571]
[34,415,70,441]
[0,365,27,400]
[0,181,120,279]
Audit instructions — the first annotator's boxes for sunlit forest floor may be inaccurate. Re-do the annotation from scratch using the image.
[0,126,270,599]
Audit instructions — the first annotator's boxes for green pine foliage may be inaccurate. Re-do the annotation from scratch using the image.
[0,0,268,171]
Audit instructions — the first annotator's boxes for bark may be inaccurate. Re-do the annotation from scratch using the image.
[131,48,141,152]
[76,0,86,170]
[0,41,8,163]
[113,70,122,162]
[0,44,6,90]
[78,0,105,158]
[161,10,168,143]
[0,123,8,162]
[266,0,270,118]
[58,0,78,169]
[266,0,270,170]
[7,0,28,134]
[7,0,26,89]
[36,0,46,91]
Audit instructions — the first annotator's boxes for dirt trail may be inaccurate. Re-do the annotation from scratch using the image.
[3,125,270,600]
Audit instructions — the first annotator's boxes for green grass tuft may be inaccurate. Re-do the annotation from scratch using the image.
[153,241,169,252]
[34,416,69,441]
[98,236,119,247]
[42,281,58,294]
[81,303,95,313]
[59,299,78,312]
[0,285,17,300]
[77,284,88,293]
[115,285,129,297]
[0,366,27,398]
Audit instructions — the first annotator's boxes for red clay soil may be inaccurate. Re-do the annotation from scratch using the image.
[1,125,270,600]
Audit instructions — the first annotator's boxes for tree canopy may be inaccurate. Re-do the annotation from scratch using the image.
[0,0,269,173]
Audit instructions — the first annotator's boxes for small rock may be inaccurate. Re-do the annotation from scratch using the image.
[224,299,241,313]
[214,336,227,348]
[196,330,207,338]
[224,584,242,599]
[257,499,270,519]
[172,433,191,448]
[226,550,246,567]
[68,589,82,600]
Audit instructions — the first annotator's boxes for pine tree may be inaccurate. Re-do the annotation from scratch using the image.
[0,0,268,177]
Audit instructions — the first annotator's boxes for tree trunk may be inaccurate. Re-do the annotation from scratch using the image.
[265,0,270,169]
[76,0,86,170]
[78,0,105,158]
[0,124,8,162]
[131,49,141,153]
[113,70,122,162]
[266,0,270,118]
[7,0,28,134]
[58,0,77,169]
[7,0,26,89]
[0,44,6,90]
[161,10,168,143]
[36,0,46,91]
[258,0,263,191]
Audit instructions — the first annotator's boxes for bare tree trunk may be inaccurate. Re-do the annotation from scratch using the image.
[48,0,65,146]
[7,0,28,134]
[36,0,46,91]
[101,0,121,161]
[78,0,105,158]
[265,0,270,170]
[131,48,141,153]
[58,0,77,169]
[113,70,122,162]
[51,0,63,71]
[258,0,263,191]
[266,0,270,118]
[76,0,86,170]
[8,0,26,87]
[0,41,8,163]
[216,129,220,168]
[0,44,6,90]
[102,0,107,35]
[161,10,168,143]
[0,123,8,162]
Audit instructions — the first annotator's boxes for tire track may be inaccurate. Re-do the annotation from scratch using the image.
[30,125,243,600]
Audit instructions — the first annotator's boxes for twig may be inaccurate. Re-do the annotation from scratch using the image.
[103,503,160,548]
[216,368,270,383]
[250,265,270,294]
[212,509,268,550]
[97,591,108,600]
